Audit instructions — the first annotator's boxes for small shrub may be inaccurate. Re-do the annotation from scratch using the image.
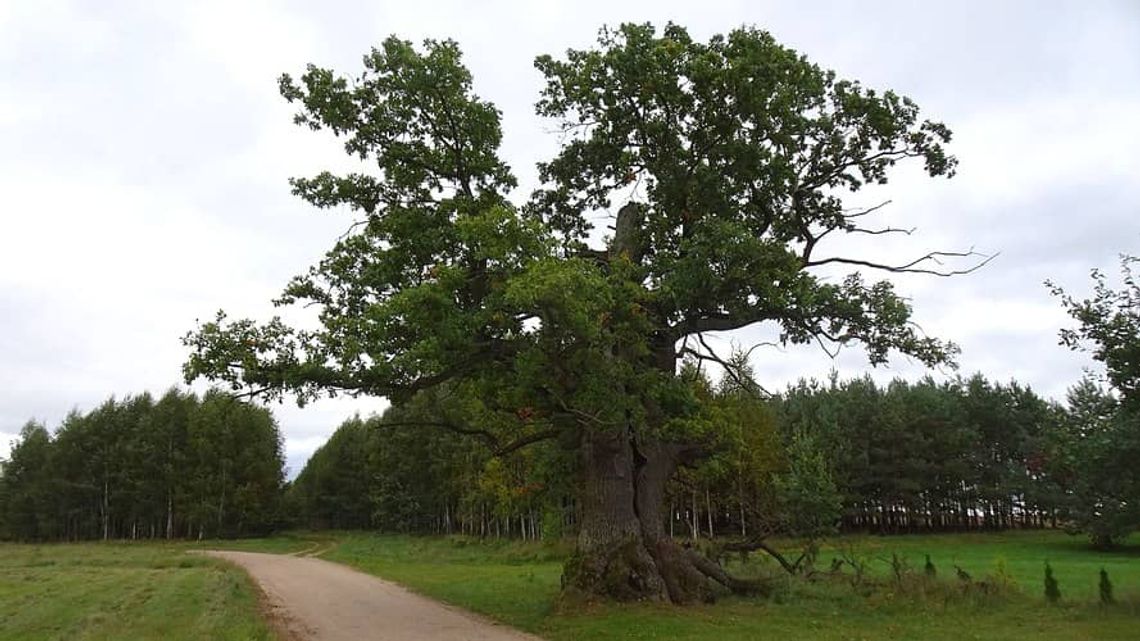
[1044,562,1061,603]
[954,565,971,582]
[924,554,936,578]
[986,557,1018,594]
[889,552,911,587]
[1099,567,1114,605]
[835,548,869,588]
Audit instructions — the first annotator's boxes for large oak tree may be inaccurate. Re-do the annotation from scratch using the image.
[184,23,975,602]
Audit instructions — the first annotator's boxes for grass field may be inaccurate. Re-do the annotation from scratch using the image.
[814,531,1140,601]
[322,530,1140,641]
[0,538,310,641]
[3,531,1138,640]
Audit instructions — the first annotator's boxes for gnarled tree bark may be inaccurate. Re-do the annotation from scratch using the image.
[562,425,768,603]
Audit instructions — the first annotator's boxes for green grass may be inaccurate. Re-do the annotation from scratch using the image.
[811,531,1140,601]
[322,530,1140,640]
[4,531,1138,640]
[185,531,327,555]
[0,542,279,641]
[323,534,567,630]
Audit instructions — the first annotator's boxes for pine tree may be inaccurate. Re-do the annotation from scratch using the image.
[1099,567,1114,605]
[1044,562,1061,603]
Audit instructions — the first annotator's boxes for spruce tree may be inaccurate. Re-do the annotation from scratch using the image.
[1099,567,1114,605]
[1044,562,1061,603]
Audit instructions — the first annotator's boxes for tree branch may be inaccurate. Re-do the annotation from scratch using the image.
[848,225,915,237]
[806,249,997,277]
[844,199,893,219]
[378,420,502,451]
[717,539,809,575]
[493,428,561,457]
[227,386,275,402]
[376,420,559,458]
[680,335,773,398]
[680,311,774,335]
[686,547,774,595]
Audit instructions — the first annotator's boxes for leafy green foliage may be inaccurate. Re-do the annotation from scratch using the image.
[293,370,1068,541]
[289,386,567,538]
[773,429,841,542]
[1050,256,1140,402]
[288,416,373,529]
[773,373,1058,533]
[0,422,54,540]
[1046,379,1140,548]
[1047,256,1140,547]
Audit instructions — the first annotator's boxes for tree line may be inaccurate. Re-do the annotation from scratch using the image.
[288,368,1133,546]
[773,374,1057,534]
[0,389,285,542]
[286,386,572,539]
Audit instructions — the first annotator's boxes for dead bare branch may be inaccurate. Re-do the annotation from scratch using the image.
[843,199,893,218]
[678,334,774,398]
[848,226,915,236]
[806,249,998,277]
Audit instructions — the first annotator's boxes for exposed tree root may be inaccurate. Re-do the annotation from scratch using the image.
[561,537,667,602]
[717,538,814,575]
[562,536,773,604]
[684,547,773,596]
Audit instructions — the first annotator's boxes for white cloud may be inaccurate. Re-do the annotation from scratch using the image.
[0,0,115,62]
[1,0,1138,472]
[174,1,323,94]
[954,99,1140,209]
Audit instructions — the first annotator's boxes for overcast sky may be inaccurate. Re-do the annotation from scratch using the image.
[2,1,1138,475]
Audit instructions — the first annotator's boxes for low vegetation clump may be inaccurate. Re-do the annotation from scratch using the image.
[1045,561,1062,603]
[1101,567,1115,605]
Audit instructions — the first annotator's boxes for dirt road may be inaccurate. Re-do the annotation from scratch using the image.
[206,550,544,641]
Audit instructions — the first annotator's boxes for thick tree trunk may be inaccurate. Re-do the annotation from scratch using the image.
[561,203,764,603]
[561,430,762,604]
[563,429,667,600]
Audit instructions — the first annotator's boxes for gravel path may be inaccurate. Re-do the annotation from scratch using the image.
[206,550,544,641]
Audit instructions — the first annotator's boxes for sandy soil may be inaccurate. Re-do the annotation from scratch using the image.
[206,550,545,641]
